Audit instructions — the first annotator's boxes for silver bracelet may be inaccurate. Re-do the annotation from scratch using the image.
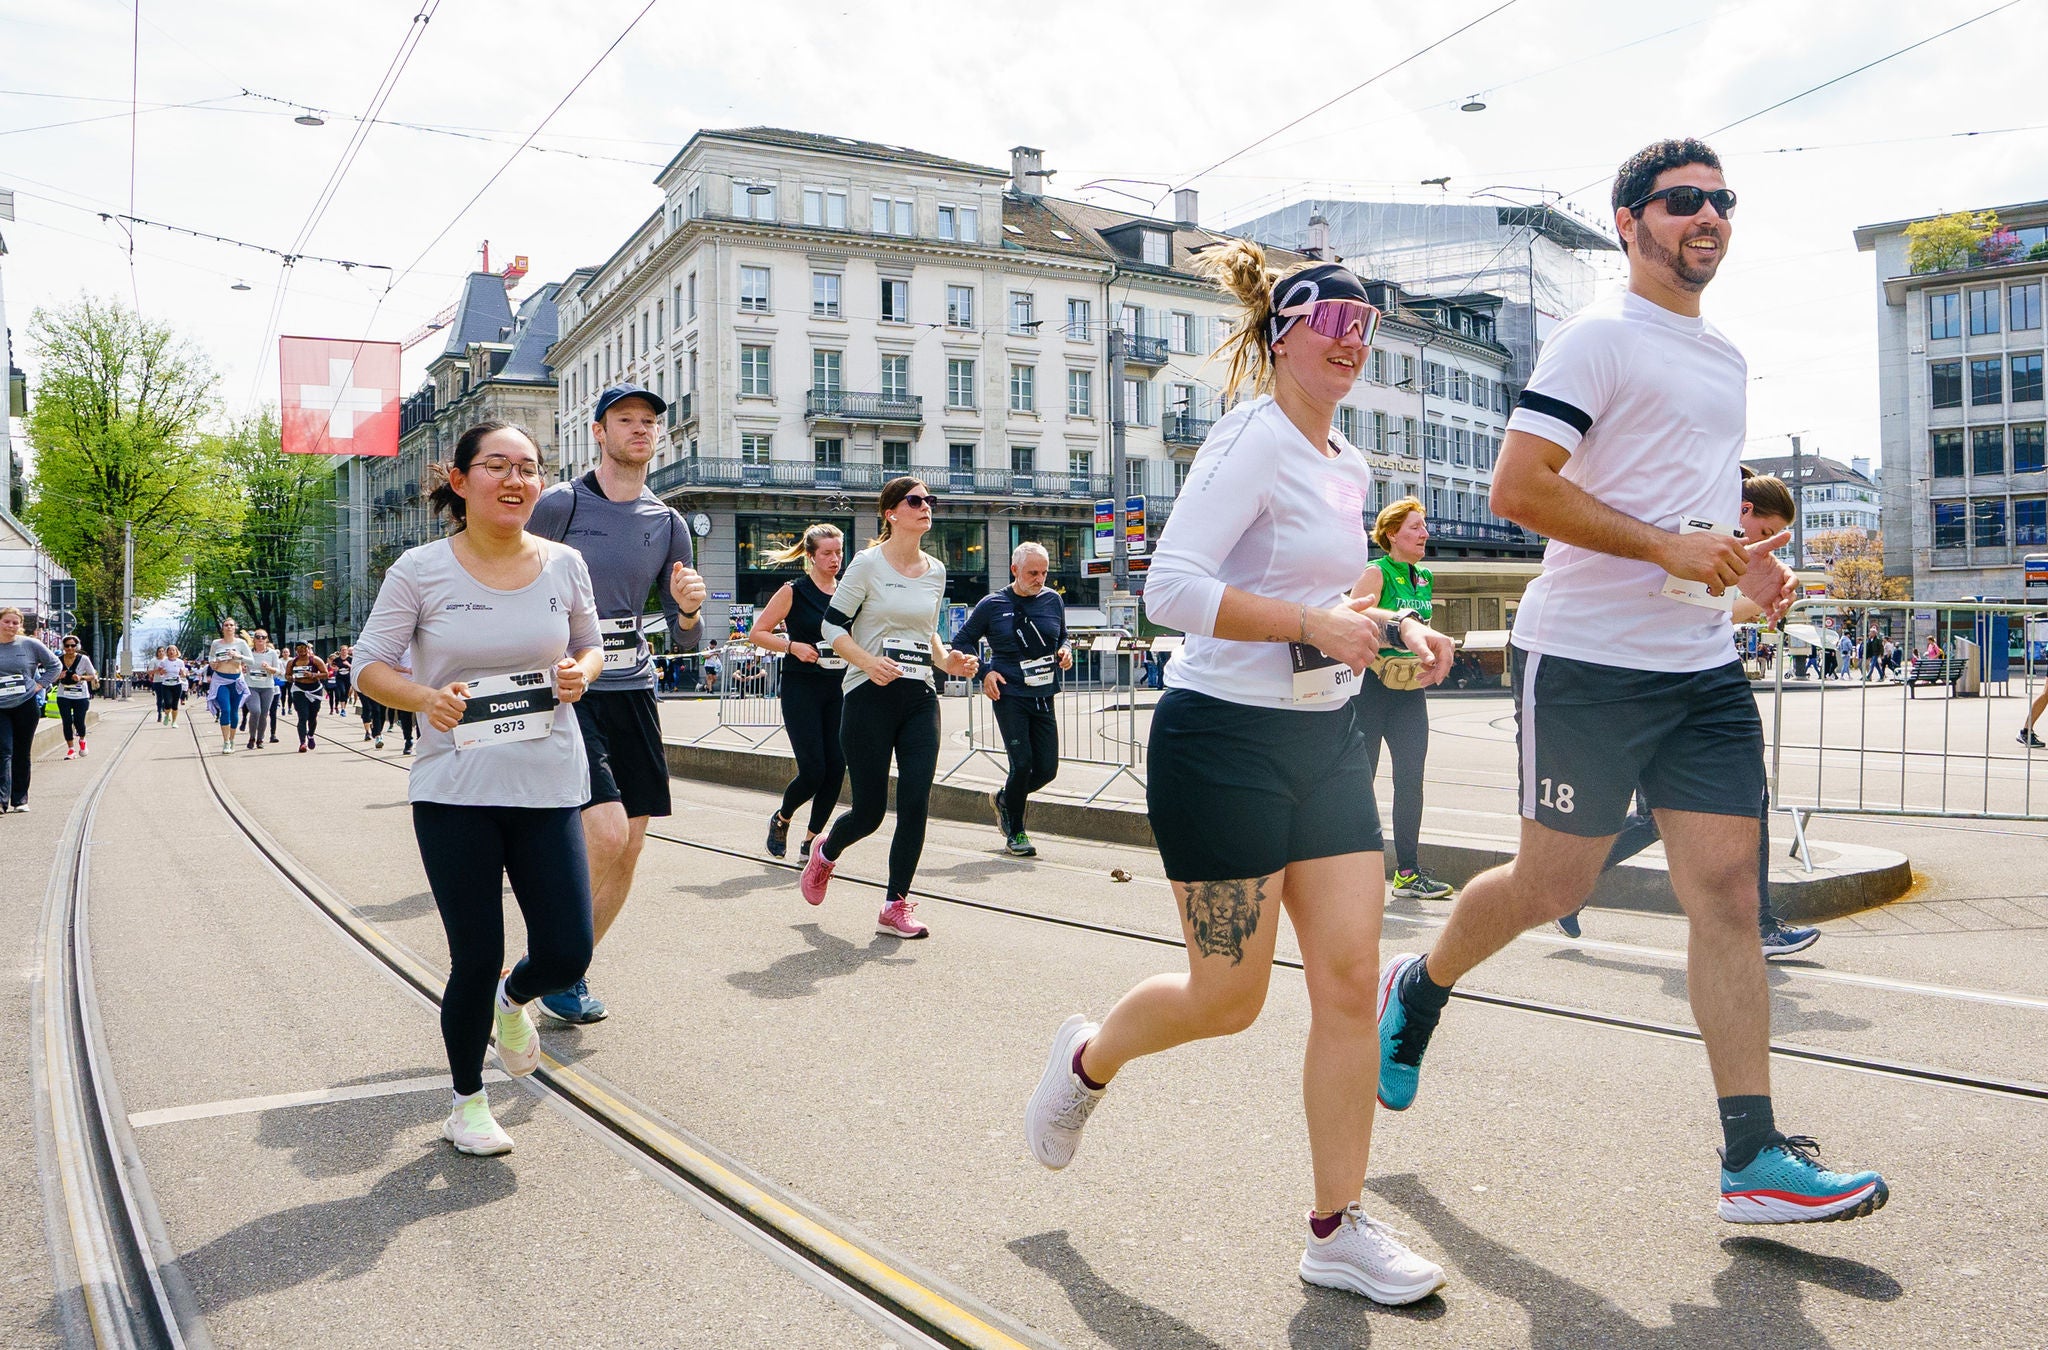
[1298,603,1310,645]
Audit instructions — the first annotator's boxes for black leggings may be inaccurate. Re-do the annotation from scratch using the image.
[368,699,416,745]
[1,699,40,806]
[155,683,180,715]
[414,802,593,1095]
[778,672,845,836]
[1603,786,1779,930]
[1353,673,1429,872]
[821,677,940,897]
[58,696,90,741]
[992,694,1059,833]
[291,687,323,743]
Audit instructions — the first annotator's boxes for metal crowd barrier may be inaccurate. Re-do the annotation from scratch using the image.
[941,631,1147,801]
[690,642,785,748]
[1768,596,2048,869]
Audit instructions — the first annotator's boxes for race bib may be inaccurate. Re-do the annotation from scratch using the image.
[1658,517,1740,612]
[815,655,848,671]
[1020,654,1056,687]
[0,672,27,698]
[882,638,934,681]
[452,670,560,751]
[599,615,643,671]
[1289,644,1355,705]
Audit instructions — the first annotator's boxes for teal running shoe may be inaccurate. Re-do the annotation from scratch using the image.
[1719,1136,1888,1224]
[1375,954,1439,1111]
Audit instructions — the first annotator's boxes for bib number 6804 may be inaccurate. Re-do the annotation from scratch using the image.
[1538,778,1575,814]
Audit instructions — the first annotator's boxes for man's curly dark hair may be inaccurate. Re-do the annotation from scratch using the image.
[1611,138,1723,255]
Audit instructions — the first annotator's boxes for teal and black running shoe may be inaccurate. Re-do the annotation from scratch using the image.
[1375,954,1438,1111]
[1719,1136,1888,1224]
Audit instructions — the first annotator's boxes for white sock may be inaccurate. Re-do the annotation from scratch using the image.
[451,1088,486,1111]
[495,976,522,1014]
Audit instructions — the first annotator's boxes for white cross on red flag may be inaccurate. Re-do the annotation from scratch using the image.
[278,336,401,456]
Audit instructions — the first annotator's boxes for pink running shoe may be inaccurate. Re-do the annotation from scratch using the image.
[800,849,835,906]
[877,896,928,939]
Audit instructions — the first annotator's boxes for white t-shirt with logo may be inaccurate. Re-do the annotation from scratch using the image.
[1144,395,1375,711]
[1506,290,1747,673]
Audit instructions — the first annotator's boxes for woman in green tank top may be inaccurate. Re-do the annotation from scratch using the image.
[1351,499,1451,901]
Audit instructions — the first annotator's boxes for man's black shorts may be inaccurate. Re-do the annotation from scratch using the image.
[1511,645,1764,837]
[573,687,670,818]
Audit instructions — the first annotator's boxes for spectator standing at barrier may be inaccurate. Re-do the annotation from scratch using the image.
[204,619,253,757]
[356,420,603,1157]
[1353,498,1454,902]
[285,643,331,751]
[0,607,59,813]
[748,523,848,861]
[1025,245,1460,1306]
[952,541,1073,858]
[524,384,706,1026]
[799,477,980,937]
[53,635,95,759]
[244,629,283,749]
[1373,140,1888,1226]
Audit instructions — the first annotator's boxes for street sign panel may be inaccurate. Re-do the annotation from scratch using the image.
[1093,500,1116,558]
[1124,495,1147,557]
[2025,553,2048,589]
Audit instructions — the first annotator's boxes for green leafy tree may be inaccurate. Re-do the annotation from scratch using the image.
[21,297,235,658]
[1904,211,1998,275]
[187,411,338,638]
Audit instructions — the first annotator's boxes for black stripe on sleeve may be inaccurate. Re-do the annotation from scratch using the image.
[1515,390,1593,435]
[823,605,860,631]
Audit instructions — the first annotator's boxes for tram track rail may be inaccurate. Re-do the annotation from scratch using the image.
[32,714,213,1349]
[194,723,1050,1350]
[321,731,2048,1104]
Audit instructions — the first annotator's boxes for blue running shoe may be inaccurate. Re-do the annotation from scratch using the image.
[537,979,609,1025]
[1376,954,1438,1111]
[1760,921,1820,959]
[1554,908,1582,940]
[1719,1136,1888,1224]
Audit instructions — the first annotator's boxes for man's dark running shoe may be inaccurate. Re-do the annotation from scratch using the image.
[1555,908,1583,939]
[766,812,791,858]
[991,790,1015,843]
[537,979,608,1024]
[1760,921,1820,958]
[1375,954,1440,1111]
[798,835,812,860]
[1390,868,1454,901]
[1007,831,1037,857]
[1719,1136,1887,1224]
[2019,728,2046,750]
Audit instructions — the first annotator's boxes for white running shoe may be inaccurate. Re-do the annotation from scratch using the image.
[1299,1203,1446,1306]
[493,986,541,1077]
[443,1092,513,1155]
[1025,1014,1104,1170]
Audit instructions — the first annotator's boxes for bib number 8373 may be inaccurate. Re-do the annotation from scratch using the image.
[1538,778,1575,814]
[494,717,527,736]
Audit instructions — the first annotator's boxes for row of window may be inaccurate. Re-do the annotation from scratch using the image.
[1421,360,1513,414]
[676,180,990,246]
[1929,354,2044,408]
[1930,423,2048,477]
[1424,422,1502,471]
[730,433,1188,496]
[1932,498,2048,549]
[1926,280,2043,340]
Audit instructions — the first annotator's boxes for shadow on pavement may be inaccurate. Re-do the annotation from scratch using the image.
[1007,1230,1229,1350]
[179,1147,518,1313]
[252,1074,538,1180]
[725,923,913,999]
[350,889,437,924]
[1543,947,1873,1035]
[674,870,796,900]
[1368,1173,1900,1349]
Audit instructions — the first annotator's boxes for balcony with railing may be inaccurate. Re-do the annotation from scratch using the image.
[1162,413,1213,447]
[804,389,924,425]
[1121,334,1169,367]
[647,455,1112,501]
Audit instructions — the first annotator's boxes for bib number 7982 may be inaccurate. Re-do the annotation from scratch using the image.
[1538,778,1575,814]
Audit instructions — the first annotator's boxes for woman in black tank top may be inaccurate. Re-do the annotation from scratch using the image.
[746,525,847,859]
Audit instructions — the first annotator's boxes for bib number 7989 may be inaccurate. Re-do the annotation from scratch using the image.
[1538,778,1575,814]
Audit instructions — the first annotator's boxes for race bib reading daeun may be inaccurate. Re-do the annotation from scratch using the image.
[452,670,560,750]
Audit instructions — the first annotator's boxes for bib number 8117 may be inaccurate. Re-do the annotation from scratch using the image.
[1538,778,1575,814]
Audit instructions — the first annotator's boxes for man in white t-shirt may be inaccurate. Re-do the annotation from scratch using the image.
[1374,139,1888,1227]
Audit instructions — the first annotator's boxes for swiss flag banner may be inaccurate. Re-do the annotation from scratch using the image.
[279,336,401,456]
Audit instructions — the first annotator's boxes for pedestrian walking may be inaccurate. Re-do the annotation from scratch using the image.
[1024,243,1458,1306]
[747,523,848,861]
[523,384,706,1024]
[0,608,59,813]
[1374,139,1886,1226]
[951,541,1073,858]
[204,618,253,756]
[798,477,981,936]
[53,635,95,759]
[355,420,603,1156]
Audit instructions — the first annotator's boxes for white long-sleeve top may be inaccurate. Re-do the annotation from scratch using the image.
[1143,395,1375,711]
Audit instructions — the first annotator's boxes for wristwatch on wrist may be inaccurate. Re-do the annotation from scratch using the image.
[1386,609,1420,649]
[679,608,701,620]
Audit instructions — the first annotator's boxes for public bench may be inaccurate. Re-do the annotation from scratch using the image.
[1906,656,1966,696]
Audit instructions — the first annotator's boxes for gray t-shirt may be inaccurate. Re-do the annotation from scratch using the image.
[0,637,58,709]
[820,546,947,694]
[244,648,285,688]
[355,537,601,809]
[528,471,701,692]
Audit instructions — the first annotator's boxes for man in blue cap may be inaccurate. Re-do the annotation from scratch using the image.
[522,383,706,1023]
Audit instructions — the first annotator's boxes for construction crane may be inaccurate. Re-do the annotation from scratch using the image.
[398,242,530,349]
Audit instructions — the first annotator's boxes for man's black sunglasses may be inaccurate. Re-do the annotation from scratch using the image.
[1628,185,1737,218]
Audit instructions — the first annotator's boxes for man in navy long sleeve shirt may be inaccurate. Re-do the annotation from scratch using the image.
[951,542,1072,856]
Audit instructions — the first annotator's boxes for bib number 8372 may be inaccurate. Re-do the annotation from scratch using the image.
[1538,778,1575,814]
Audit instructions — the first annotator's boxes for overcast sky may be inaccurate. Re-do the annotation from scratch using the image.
[5,0,2044,477]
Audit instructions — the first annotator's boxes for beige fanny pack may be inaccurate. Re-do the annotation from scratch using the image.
[1369,653,1425,692]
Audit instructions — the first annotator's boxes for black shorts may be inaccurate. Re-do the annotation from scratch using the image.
[1511,645,1765,838]
[573,687,671,819]
[1145,688,1384,883]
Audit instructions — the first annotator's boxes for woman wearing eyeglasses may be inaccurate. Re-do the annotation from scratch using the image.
[244,630,284,749]
[1023,246,1457,1306]
[798,478,979,937]
[53,636,96,759]
[354,420,602,1157]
